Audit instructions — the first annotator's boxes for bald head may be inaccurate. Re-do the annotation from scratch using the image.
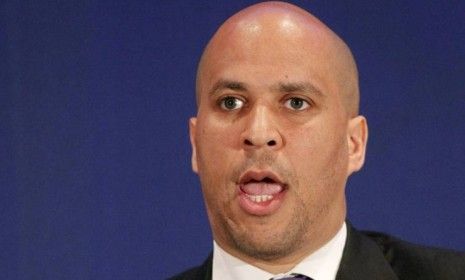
[196,1,360,116]
[190,2,369,270]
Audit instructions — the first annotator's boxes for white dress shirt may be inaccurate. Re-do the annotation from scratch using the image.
[212,222,347,280]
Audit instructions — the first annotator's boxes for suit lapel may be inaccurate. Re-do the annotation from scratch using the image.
[198,253,212,280]
[336,223,399,280]
[199,224,400,280]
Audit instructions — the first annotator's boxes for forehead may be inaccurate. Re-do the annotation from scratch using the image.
[211,14,331,62]
[198,24,338,98]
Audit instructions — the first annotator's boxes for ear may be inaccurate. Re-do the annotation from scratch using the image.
[189,117,199,173]
[347,115,368,175]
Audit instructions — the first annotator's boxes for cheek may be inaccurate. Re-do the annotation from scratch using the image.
[196,113,247,163]
[198,114,241,144]
[195,118,240,199]
[284,121,348,186]
[284,125,325,168]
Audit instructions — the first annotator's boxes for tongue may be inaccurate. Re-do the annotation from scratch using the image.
[240,182,283,195]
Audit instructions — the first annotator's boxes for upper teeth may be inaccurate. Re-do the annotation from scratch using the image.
[246,194,273,203]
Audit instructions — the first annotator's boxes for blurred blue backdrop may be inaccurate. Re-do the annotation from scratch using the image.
[1,0,464,279]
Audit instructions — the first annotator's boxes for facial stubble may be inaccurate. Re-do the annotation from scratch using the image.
[207,153,316,262]
[223,191,312,261]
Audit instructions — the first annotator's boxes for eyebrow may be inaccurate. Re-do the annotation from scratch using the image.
[208,79,247,96]
[274,82,324,97]
[207,79,324,97]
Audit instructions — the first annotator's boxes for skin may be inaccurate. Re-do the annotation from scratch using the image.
[189,1,368,274]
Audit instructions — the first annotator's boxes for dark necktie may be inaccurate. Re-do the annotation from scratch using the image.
[269,273,313,280]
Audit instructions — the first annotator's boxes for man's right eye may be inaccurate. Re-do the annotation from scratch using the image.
[219,96,245,110]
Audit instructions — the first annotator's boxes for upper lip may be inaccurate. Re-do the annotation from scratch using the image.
[238,169,285,186]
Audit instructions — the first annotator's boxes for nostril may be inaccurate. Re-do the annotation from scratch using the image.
[243,139,278,147]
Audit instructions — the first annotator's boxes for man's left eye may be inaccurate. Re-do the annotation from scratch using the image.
[284,97,310,110]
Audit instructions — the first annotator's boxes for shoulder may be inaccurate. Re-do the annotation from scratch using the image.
[167,266,203,280]
[167,254,212,280]
[362,230,465,279]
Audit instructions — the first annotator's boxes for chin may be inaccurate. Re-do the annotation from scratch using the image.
[234,237,297,261]
[228,223,303,261]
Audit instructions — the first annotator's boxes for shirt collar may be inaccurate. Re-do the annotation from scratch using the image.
[212,222,347,280]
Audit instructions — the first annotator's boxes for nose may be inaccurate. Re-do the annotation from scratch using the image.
[240,104,283,150]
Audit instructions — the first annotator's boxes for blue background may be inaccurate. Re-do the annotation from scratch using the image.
[1,0,464,279]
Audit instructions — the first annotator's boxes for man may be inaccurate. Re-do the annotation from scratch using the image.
[170,2,465,279]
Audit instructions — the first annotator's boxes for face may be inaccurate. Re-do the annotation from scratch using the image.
[190,16,366,263]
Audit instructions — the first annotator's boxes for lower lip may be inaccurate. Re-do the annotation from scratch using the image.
[237,187,286,216]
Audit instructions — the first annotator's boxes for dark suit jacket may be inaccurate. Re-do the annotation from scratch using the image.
[168,224,465,279]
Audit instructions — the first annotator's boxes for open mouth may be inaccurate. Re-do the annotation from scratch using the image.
[237,170,287,215]
[240,177,284,203]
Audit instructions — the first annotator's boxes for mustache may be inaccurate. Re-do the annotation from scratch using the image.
[231,152,290,183]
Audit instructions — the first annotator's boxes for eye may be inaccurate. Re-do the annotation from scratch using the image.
[284,97,310,110]
[219,96,245,110]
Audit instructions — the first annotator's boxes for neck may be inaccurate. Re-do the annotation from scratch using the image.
[216,219,346,274]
